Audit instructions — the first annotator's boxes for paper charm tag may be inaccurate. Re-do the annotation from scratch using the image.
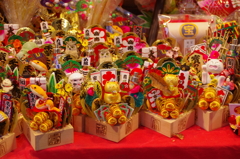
[118,103,126,108]
[121,107,129,117]
[147,88,161,108]
[54,53,63,69]
[142,47,150,58]
[190,43,206,54]
[143,61,157,76]
[33,38,45,46]
[142,46,157,59]
[90,27,106,43]
[119,103,133,118]
[55,38,63,48]
[4,24,19,37]
[119,70,130,84]
[114,36,122,46]
[83,28,91,38]
[100,68,117,85]
[27,92,39,109]
[184,39,195,55]
[143,61,156,68]
[229,103,240,116]
[148,46,157,59]
[119,103,128,110]
[216,87,229,105]
[101,108,110,122]
[0,48,9,64]
[126,105,134,118]
[40,22,49,31]
[53,47,61,54]
[80,68,89,77]
[133,26,142,38]
[30,77,47,91]
[3,99,13,119]
[100,105,109,112]
[81,57,91,66]
[59,97,65,114]
[53,47,61,57]
[122,36,137,53]
[91,71,101,82]
[1,93,11,111]
[94,107,103,121]
[225,56,236,72]
[118,48,123,54]
[178,70,190,89]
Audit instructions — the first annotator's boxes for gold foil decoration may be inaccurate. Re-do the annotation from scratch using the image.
[52,18,71,32]
[60,11,79,30]
[38,6,57,22]
[174,133,184,140]
[16,27,35,35]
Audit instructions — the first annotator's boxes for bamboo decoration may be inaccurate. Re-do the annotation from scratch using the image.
[0,0,40,27]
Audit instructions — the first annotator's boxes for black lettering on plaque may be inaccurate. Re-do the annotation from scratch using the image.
[96,123,107,136]
[48,132,61,146]
[151,117,161,132]
[178,117,187,132]
[125,119,133,135]
[0,142,6,157]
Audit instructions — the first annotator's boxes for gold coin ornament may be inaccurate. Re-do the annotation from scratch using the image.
[52,18,71,32]
[16,27,35,42]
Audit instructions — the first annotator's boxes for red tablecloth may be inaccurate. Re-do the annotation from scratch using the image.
[2,125,240,159]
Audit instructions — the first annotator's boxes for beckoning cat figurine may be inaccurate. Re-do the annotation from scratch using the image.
[202,51,226,87]
[1,79,14,93]
[103,81,121,104]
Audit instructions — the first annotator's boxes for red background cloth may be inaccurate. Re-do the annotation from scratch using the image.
[2,125,240,159]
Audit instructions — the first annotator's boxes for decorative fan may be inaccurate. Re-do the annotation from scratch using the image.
[61,60,81,74]
[0,0,40,27]
[123,55,143,69]
[158,61,180,75]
